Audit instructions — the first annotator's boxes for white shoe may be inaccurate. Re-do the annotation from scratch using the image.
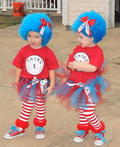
[94,130,106,146]
[4,126,25,139]
[36,133,45,139]
[35,127,45,139]
[73,130,89,143]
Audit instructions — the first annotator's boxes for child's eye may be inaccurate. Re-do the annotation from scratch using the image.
[78,34,82,39]
[35,36,39,38]
[79,36,82,39]
[28,35,31,37]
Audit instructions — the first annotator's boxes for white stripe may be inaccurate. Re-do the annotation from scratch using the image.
[35,104,45,108]
[23,105,33,110]
[89,115,97,121]
[36,107,45,110]
[86,104,95,106]
[36,100,45,103]
[19,117,28,122]
[22,108,31,112]
[91,122,100,127]
[36,101,45,104]
[36,117,45,120]
[21,110,30,115]
[85,114,95,119]
[83,111,94,115]
[84,107,95,111]
[27,100,35,103]
[20,113,30,119]
[36,114,45,117]
[23,101,34,107]
[79,122,88,124]
[36,110,45,113]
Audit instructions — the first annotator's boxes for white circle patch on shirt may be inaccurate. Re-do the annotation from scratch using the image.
[26,55,44,75]
[74,52,90,71]
[74,52,89,62]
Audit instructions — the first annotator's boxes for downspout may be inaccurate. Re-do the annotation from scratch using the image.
[62,0,68,26]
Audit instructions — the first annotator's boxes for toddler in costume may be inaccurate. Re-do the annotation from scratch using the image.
[55,10,110,146]
[4,13,59,139]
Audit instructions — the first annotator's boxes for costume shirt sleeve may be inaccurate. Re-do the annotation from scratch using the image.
[12,47,24,69]
[90,48,104,70]
[46,49,59,70]
[67,47,76,69]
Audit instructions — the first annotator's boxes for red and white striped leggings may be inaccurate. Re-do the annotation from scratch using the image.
[18,95,46,123]
[79,103,102,131]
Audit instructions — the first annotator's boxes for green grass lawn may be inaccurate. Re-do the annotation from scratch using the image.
[0,15,24,29]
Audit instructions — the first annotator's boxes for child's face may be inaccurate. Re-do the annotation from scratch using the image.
[27,31,42,49]
[77,33,95,48]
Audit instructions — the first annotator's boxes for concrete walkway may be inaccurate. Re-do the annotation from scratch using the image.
[0,14,120,147]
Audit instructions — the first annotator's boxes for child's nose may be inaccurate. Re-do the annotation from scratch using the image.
[78,38,81,42]
[31,37,35,41]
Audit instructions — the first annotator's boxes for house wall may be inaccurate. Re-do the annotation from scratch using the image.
[67,0,109,27]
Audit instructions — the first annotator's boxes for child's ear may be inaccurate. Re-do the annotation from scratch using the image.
[90,37,94,42]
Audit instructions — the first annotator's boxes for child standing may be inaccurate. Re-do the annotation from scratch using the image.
[55,10,110,146]
[4,13,59,139]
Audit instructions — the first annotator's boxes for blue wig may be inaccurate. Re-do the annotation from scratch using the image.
[18,13,53,46]
[71,10,106,43]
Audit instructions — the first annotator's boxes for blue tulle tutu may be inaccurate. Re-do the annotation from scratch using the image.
[54,61,110,109]
[17,77,49,102]
[54,76,110,109]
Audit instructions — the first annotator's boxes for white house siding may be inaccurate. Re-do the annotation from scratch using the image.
[68,0,108,27]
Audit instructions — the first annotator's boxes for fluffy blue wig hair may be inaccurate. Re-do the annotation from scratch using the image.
[71,10,107,43]
[18,13,53,46]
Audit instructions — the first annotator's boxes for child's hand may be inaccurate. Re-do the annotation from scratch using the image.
[44,86,53,96]
[68,61,78,71]
[15,81,20,93]
[68,61,90,71]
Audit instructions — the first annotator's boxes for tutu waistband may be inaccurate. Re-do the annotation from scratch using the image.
[66,81,94,104]
[54,76,110,108]
[18,76,49,102]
